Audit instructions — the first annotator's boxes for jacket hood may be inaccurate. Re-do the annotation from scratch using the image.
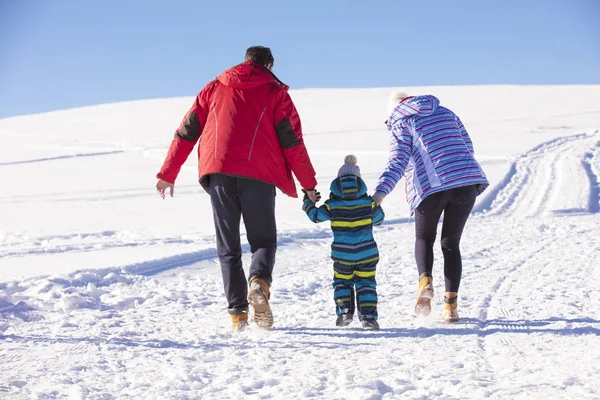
[386,95,440,128]
[330,175,368,200]
[217,62,289,90]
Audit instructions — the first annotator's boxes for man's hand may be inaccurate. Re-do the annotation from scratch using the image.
[372,192,385,206]
[156,179,174,199]
[302,188,321,203]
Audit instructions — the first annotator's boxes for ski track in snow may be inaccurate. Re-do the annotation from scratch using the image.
[0,151,126,166]
[0,229,333,262]
[474,131,600,217]
[0,230,204,259]
[1,128,600,398]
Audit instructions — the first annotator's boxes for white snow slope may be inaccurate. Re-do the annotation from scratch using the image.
[1,85,600,399]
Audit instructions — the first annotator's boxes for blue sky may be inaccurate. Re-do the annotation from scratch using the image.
[0,0,598,118]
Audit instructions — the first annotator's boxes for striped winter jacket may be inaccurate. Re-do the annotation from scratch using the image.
[302,175,385,265]
[375,95,489,214]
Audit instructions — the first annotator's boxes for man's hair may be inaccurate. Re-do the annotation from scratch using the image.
[245,46,274,67]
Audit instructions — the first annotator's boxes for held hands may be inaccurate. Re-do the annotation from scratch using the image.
[372,192,385,206]
[156,179,174,199]
[302,188,321,203]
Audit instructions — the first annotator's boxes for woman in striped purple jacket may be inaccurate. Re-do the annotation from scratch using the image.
[373,91,488,323]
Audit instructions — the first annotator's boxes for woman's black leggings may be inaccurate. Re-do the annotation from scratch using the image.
[414,185,477,293]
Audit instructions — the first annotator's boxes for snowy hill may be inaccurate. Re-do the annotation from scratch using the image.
[1,85,600,399]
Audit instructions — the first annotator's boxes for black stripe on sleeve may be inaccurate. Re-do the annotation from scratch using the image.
[275,117,302,149]
[174,110,201,142]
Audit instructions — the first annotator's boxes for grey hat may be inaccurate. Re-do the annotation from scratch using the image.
[337,154,361,177]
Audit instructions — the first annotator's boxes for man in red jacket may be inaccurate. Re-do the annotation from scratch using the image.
[156,46,318,331]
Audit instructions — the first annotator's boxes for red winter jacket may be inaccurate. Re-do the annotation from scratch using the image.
[156,62,317,198]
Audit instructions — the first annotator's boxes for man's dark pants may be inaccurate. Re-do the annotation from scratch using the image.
[209,174,277,314]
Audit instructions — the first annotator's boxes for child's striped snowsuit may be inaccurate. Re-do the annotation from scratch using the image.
[303,175,385,320]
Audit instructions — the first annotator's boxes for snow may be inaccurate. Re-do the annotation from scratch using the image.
[1,85,600,399]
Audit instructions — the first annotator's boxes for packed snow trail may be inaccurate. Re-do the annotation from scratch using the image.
[1,212,599,399]
[474,131,600,217]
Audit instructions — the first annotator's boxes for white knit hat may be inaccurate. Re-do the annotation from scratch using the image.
[387,90,409,116]
[337,154,361,177]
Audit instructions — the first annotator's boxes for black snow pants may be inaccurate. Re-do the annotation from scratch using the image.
[414,185,477,293]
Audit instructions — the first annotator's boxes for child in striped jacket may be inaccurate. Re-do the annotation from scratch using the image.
[302,155,385,330]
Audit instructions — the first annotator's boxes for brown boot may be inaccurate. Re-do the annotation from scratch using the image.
[442,296,459,322]
[230,312,249,332]
[248,277,273,329]
[414,274,434,317]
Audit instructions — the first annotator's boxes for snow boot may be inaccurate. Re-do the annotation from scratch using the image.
[248,277,273,329]
[336,313,353,327]
[414,273,434,317]
[230,311,249,332]
[442,296,459,322]
[361,318,380,331]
